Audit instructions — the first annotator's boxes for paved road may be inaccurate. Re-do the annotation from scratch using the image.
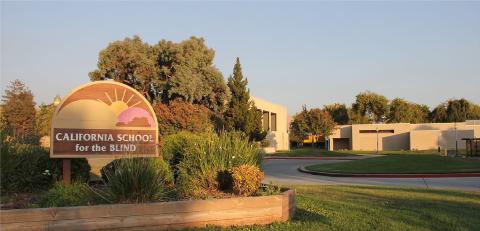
[262,159,480,192]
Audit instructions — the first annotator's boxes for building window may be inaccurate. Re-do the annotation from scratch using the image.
[271,113,277,131]
[359,129,394,134]
[262,111,270,131]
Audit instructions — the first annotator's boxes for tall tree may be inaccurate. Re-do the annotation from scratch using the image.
[89,36,160,101]
[387,98,429,123]
[324,103,349,125]
[89,36,230,114]
[224,58,265,141]
[429,104,448,122]
[1,80,36,141]
[35,103,56,137]
[352,91,389,123]
[469,104,480,120]
[347,108,369,124]
[446,98,471,122]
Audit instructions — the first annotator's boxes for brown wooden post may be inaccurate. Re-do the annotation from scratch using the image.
[63,159,71,185]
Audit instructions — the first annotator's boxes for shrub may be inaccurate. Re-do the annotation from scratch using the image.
[231,165,264,196]
[153,100,213,137]
[0,140,90,193]
[102,157,172,203]
[176,131,262,198]
[40,182,102,207]
[161,132,202,179]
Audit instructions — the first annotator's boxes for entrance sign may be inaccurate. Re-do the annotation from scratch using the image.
[50,81,159,158]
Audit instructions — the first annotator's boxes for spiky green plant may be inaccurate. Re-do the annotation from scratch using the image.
[176,131,262,198]
[103,157,170,203]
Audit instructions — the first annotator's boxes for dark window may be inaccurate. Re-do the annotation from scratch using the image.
[262,111,270,131]
[271,113,277,131]
[359,129,394,134]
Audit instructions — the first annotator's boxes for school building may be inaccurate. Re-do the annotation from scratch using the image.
[328,120,480,151]
[251,96,290,152]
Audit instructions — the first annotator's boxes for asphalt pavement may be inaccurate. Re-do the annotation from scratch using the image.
[262,159,480,192]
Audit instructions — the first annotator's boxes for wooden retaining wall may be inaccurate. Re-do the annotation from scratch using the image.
[0,190,295,231]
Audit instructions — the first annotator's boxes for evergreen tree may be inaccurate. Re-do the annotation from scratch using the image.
[224,58,265,141]
[1,80,37,141]
[35,103,56,137]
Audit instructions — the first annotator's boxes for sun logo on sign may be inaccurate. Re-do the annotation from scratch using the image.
[97,88,154,128]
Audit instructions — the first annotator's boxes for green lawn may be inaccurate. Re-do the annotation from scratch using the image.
[183,185,480,231]
[305,155,480,174]
[266,147,439,157]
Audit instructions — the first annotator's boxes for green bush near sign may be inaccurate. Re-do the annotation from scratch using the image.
[40,182,102,207]
[1,138,90,194]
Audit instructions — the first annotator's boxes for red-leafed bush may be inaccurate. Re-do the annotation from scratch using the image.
[153,100,213,136]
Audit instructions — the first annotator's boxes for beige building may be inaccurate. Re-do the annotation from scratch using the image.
[329,120,480,151]
[251,96,290,152]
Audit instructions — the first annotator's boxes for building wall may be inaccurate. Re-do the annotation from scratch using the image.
[329,125,352,150]
[329,121,479,151]
[351,123,411,151]
[410,130,441,150]
[251,96,289,151]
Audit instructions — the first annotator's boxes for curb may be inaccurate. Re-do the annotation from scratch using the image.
[298,166,480,178]
[264,156,364,160]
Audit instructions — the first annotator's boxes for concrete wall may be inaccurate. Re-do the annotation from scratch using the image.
[351,123,411,151]
[251,96,289,151]
[329,125,352,150]
[410,130,441,150]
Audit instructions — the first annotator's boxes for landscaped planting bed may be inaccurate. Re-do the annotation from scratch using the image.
[0,189,295,231]
[1,131,295,230]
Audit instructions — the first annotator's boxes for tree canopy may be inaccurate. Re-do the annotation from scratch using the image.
[1,80,37,141]
[290,106,336,142]
[89,36,230,114]
[352,91,389,123]
[387,98,429,123]
[324,103,349,125]
[153,99,213,137]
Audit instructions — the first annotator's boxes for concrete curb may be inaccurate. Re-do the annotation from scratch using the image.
[298,166,480,178]
[264,156,366,160]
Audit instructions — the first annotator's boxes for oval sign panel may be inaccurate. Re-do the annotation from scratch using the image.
[50,81,159,158]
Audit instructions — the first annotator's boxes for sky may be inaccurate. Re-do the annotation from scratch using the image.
[2,1,479,114]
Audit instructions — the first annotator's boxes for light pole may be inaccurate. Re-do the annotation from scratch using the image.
[376,126,379,154]
[455,121,458,157]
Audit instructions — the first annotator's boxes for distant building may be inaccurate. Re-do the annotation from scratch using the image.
[329,120,480,151]
[251,96,290,152]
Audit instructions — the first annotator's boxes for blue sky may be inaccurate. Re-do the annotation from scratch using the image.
[2,1,479,114]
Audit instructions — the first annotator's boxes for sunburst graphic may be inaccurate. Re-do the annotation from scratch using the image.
[97,88,141,116]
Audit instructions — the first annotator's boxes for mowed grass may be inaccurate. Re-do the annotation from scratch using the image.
[306,155,480,174]
[182,185,480,231]
[266,147,440,157]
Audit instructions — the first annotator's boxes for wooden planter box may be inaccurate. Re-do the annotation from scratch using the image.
[0,190,295,231]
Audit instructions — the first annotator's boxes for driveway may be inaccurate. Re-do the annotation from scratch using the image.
[262,159,480,192]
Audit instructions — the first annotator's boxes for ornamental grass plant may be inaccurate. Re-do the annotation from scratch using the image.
[176,131,262,198]
[102,157,172,203]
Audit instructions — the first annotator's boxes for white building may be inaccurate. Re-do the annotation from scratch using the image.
[251,96,290,152]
